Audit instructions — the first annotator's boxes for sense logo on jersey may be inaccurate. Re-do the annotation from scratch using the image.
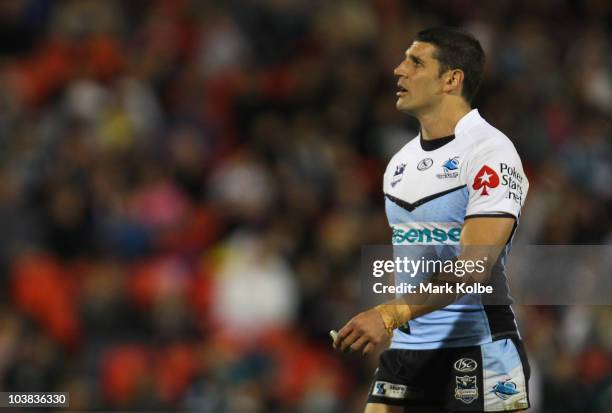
[472,165,499,196]
[392,225,461,245]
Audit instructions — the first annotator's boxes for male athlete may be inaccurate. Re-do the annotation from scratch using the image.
[333,28,530,412]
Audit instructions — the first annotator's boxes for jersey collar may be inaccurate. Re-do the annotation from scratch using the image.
[417,109,482,151]
[420,134,455,151]
[454,108,483,135]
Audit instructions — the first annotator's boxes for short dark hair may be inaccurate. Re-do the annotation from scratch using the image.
[415,27,485,103]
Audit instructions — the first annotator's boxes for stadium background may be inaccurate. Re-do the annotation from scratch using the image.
[0,0,610,411]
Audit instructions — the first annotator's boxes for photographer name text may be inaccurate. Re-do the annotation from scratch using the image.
[373,282,493,294]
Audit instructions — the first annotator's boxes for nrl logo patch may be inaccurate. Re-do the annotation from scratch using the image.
[455,375,478,404]
[391,163,407,187]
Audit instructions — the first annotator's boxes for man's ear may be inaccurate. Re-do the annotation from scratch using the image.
[443,69,464,94]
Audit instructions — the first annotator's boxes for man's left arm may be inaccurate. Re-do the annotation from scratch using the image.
[334,216,515,355]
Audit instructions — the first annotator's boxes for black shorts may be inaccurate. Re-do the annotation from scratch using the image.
[367,337,530,412]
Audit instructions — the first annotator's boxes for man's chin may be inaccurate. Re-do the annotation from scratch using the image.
[395,100,414,114]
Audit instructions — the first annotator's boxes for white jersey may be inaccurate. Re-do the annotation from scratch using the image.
[383,109,529,349]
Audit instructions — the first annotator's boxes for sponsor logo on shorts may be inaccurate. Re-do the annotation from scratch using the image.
[454,358,478,373]
[455,375,478,404]
[417,158,433,171]
[492,379,520,400]
[371,381,423,400]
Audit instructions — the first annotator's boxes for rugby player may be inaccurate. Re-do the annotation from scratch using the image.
[333,28,531,412]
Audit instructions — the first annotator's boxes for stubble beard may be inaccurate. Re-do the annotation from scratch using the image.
[396,97,416,115]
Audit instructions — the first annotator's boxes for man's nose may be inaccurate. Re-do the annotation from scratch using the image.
[394,63,408,77]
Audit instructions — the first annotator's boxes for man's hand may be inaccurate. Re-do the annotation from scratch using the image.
[334,308,391,355]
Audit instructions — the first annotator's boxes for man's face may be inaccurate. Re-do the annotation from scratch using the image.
[394,41,446,114]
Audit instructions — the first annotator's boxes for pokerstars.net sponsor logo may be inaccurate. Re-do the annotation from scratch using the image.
[500,163,525,204]
[472,163,525,204]
[472,165,499,195]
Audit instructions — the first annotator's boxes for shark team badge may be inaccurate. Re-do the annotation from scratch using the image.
[436,156,460,179]
[492,379,520,400]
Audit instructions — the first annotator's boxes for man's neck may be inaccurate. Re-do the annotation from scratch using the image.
[418,101,472,140]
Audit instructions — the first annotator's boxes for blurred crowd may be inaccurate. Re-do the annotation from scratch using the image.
[0,0,610,412]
